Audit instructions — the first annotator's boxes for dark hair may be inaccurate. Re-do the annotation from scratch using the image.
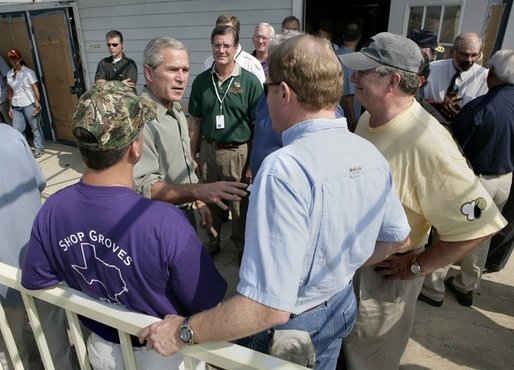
[343,22,363,42]
[282,16,300,29]
[215,14,240,32]
[211,25,239,46]
[419,51,431,88]
[74,128,130,170]
[106,30,123,43]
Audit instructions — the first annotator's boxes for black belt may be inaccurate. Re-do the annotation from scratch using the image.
[205,139,246,150]
[179,203,192,212]
[475,172,510,177]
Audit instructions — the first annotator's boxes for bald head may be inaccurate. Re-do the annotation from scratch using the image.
[453,32,482,71]
[454,33,482,49]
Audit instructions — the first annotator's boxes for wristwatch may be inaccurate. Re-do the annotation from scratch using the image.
[179,317,195,345]
[410,255,422,277]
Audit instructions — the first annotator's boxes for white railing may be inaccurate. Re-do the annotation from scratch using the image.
[0,262,308,370]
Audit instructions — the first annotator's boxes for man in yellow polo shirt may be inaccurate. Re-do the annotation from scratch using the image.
[339,32,506,370]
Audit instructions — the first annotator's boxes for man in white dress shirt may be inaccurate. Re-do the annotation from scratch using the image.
[423,32,488,121]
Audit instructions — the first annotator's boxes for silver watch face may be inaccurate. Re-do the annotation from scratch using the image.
[179,326,192,343]
[410,263,421,275]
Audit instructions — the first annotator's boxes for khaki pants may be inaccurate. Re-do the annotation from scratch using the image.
[199,141,248,252]
[343,264,424,370]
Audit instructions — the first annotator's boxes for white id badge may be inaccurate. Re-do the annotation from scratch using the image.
[216,115,225,129]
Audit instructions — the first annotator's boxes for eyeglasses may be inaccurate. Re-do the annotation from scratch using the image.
[212,43,234,50]
[253,36,270,41]
[263,81,281,96]
[106,43,119,48]
[353,69,378,78]
[263,81,297,97]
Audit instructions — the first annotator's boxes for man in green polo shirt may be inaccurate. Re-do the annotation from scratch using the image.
[189,24,263,257]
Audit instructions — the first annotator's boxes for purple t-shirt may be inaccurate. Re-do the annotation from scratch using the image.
[22,181,227,344]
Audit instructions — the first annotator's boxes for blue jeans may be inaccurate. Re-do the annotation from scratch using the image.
[238,282,357,370]
[12,103,44,152]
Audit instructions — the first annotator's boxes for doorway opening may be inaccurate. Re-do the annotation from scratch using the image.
[0,6,86,143]
[304,0,392,50]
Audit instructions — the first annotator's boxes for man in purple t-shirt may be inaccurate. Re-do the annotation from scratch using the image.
[21,81,227,369]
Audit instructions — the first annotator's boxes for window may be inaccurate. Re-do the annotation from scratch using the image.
[406,3,462,52]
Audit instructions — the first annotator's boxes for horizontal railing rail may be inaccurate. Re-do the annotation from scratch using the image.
[0,262,308,370]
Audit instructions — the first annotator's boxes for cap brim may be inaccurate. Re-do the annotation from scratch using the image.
[338,52,382,71]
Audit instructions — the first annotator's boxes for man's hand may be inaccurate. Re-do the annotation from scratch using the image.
[244,167,253,184]
[429,97,462,120]
[373,250,418,280]
[32,104,41,117]
[195,200,212,229]
[121,78,136,89]
[192,159,201,178]
[139,314,186,356]
[196,182,248,210]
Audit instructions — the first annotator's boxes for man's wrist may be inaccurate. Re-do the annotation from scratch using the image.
[409,255,423,277]
[179,316,196,345]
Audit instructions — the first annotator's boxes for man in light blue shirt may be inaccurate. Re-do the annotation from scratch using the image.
[337,21,363,131]
[0,56,11,124]
[0,124,74,369]
[140,34,410,370]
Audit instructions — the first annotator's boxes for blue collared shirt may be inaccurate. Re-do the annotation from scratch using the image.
[238,118,410,314]
[250,95,346,175]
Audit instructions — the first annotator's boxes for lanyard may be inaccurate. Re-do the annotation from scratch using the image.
[211,73,235,115]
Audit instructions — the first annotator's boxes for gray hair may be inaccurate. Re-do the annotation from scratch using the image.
[374,65,420,95]
[268,30,301,55]
[489,49,514,85]
[254,22,275,39]
[143,36,187,69]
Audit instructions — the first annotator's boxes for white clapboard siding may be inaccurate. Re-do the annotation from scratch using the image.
[77,0,294,100]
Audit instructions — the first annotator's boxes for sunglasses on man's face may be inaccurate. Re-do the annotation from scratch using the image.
[263,81,297,97]
[106,43,119,48]
[263,81,281,97]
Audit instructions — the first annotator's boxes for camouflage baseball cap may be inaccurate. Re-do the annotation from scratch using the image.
[72,81,156,151]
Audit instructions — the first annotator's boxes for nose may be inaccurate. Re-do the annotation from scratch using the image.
[176,70,186,81]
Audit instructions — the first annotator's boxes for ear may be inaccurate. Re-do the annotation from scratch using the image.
[388,73,402,91]
[144,64,153,82]
[128,136,143,164]
[280,81,293,105]
[419,75,426,88]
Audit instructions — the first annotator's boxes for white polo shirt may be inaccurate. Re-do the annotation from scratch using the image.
[7,65,37,107]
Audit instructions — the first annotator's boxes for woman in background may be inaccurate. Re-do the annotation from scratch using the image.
[7,48,45,158]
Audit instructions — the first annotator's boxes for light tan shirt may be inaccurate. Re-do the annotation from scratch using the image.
[133,87,198,200]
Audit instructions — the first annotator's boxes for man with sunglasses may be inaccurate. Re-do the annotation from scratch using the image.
[95,30,138,91]
[140,34,410,370]
[423,32,488,121]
